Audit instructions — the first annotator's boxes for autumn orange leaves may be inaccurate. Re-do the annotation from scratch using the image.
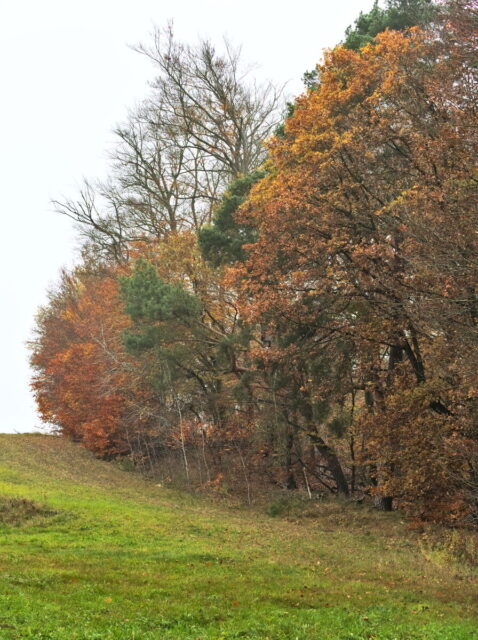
[31,1,478,524]
[230,3,478,521]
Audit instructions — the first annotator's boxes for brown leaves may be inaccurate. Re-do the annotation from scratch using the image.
[228,13,478,522]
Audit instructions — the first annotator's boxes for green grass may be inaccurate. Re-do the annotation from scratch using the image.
[0,434,476,639]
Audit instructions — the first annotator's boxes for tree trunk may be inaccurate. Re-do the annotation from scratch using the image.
[374,495,393,511]
[285,431,297,489]
[309,433,349,496]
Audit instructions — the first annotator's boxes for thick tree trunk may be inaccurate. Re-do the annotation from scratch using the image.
[309,433,349,496]
[285,430,297,490]
[374,495,393,511]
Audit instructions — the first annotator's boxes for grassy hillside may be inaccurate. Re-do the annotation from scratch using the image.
[0,434,476,640]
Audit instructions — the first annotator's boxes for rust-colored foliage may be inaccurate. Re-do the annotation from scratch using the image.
[230,6,478,522]
[31,270,133,455]
[31,1,478,524]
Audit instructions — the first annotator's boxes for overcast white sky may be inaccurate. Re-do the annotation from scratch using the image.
[0,0,372,433]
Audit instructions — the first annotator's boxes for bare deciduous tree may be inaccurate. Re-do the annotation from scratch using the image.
[137,25,283,178]
[54,27,282,262]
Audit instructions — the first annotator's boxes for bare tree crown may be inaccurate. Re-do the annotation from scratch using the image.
[54,27,282,261]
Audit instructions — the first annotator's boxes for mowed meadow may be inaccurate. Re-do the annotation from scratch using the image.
[0,434,476,640]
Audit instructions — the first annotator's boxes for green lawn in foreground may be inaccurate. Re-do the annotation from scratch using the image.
[0,434,476,640]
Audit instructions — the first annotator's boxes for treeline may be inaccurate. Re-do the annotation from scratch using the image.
[31,0,478,525]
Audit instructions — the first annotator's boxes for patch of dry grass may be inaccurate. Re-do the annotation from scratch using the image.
[0,496,54,526]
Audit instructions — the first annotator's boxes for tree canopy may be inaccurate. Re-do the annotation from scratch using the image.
[31,0,478,527]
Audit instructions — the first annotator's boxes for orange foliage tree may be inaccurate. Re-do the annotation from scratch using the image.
[230,4,478,520]
[31,268,134,455]
[31,0,478,523]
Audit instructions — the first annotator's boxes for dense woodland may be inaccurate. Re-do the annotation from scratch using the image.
[31,0,478,527]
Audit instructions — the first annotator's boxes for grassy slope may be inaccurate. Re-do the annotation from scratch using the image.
[0,435,476,640]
